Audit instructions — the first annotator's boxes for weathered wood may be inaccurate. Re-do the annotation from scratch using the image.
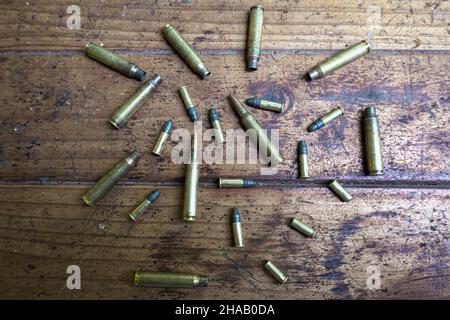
[0,184,448,299]
[0,52,448,182]
[0,0,449,51]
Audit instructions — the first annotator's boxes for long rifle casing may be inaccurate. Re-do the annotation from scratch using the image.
[134,271,208,288]
[364,106,383,175]
[182,135,200,221]
[246,5,264,71]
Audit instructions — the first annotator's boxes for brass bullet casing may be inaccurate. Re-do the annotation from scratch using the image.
[179,86,200,122]
[182,135,200,221]
[82,151,141,206]
[218,178,259,188]
[328,179,353,202]
[129,190,161,221]
[162,24,210,79]
[109,74,162,129]
[85,42,146,81]
[307,107,344,132]
[245,97,284,113]
[152,119,174,156]
[290,218,316,237]
[364,106,383,175]
[231,208,244,247]
[134,271,208,288]
[228,95,284,166]
[264,261,288,284]
[307,40,370,81]
[298,140,309,178]
[208,108,225,144]
[246,5,264,71]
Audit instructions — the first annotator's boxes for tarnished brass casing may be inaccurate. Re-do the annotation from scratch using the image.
[179,86,200,122]
[290,218,315,237]
[246,5,264,71]
[264,261,288,284]
[364,106,383,175]
[308,107,344,132]
[307,40,370,80]
[218,178,259,188]
[85,42,146,81]
[209,108,225,144]
[182,135,200,221]
[82,151,141,206]
[245,97,284,113]
[228,95,284,166]
[152,120,174,156]
[328,179,353,202]
[134,271,208,288]
[109,74,162,128]
[129,190,161,221]
[298,140,309,178]
[231,208,244,247]
[162,24,210,79]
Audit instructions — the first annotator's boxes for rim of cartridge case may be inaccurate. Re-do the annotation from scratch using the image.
[151,150,162,157]
[82,196,94,206]
[200,70,211,79]
[129,214,137,221]
[134,271,141,285]
[329,179,339,186]
[246,57,259,71]
[337,106,345,114]
[178,85,188,92]
[368,170,384,176]
[306,69,320,81]
[361,40,371,52]
[162,24,174,31]
[108,118,122,129]
[250,5,264,11]
[183,216,196,222]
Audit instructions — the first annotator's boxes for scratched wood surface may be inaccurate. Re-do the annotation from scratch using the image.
[0,0,449,300]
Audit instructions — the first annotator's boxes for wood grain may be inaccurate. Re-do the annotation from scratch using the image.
[0,184,448,299]
[0,0,449,51]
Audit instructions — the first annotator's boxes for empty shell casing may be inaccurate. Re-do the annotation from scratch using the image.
[307,40,370,80]
[179,86,200,122]
[308,107,344,132]
[218,178,259,188]
[228,95,284,166]
[264,261,288,284]
[209,108,225,144]
[152,119,174,156]
[162,24,210,79]
[82,151,141,206]
[328,179,353,202]
[231,208,244,247]
[134,271,208,288]
[290,218,316,237]
[245,97,284,113]
[109,74,162,128]
[129,190,161,221]
[182,135,200,221]
[364,106,383,175]
[298,140,310,178]
[246,5,264,71]
[85,42,146,81]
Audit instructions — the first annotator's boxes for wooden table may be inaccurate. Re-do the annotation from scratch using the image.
[0,0,449,299]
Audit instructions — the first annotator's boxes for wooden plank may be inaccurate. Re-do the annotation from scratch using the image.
[0,184,448,299]
[0,52,448,182]
[0,0,449,51]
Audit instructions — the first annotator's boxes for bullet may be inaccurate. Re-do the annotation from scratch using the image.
[182,135,200,221]
[328,179,353,202]
[231,208,244,247]
[245,97,284,113]
[208,108,225,144]
[129,190,161,221]
[364,106,383,175]
[307,107,344,132]
[218,178,259,188]
[82,151,141,206]
[298,140,309,178]
[85,42,146,81]
[179,86,200,122]
[264,261,288,284]
[307,40,370,80]
[290,218,316,237]
[228,95,284,166]
[246,5,264,71]
[134,271,208,288]
[162,24,210,79]
[152,119,174,156]
[109,74,162,129]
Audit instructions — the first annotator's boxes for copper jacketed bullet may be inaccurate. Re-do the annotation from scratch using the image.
[129,190,161,221]
[231,208,244,247]
[218,178,259,188]
[307,40,370,80]
[179,86,200,122]
[182,135,200,221]
[290,218,316,237]
[264,261,288,284]
[162,24,210,79]
[85,42,146,81]
[328,179,353,202]
[245,97,284,113]
[134,271,208,288]
[364,106,383,175]
[109,74,162,128]
[82,151,141,206]
[246,5,264,71]
[298,140,310,178]
[307,107,344,132]
[152,119,174,156]
[208,108,225,144]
